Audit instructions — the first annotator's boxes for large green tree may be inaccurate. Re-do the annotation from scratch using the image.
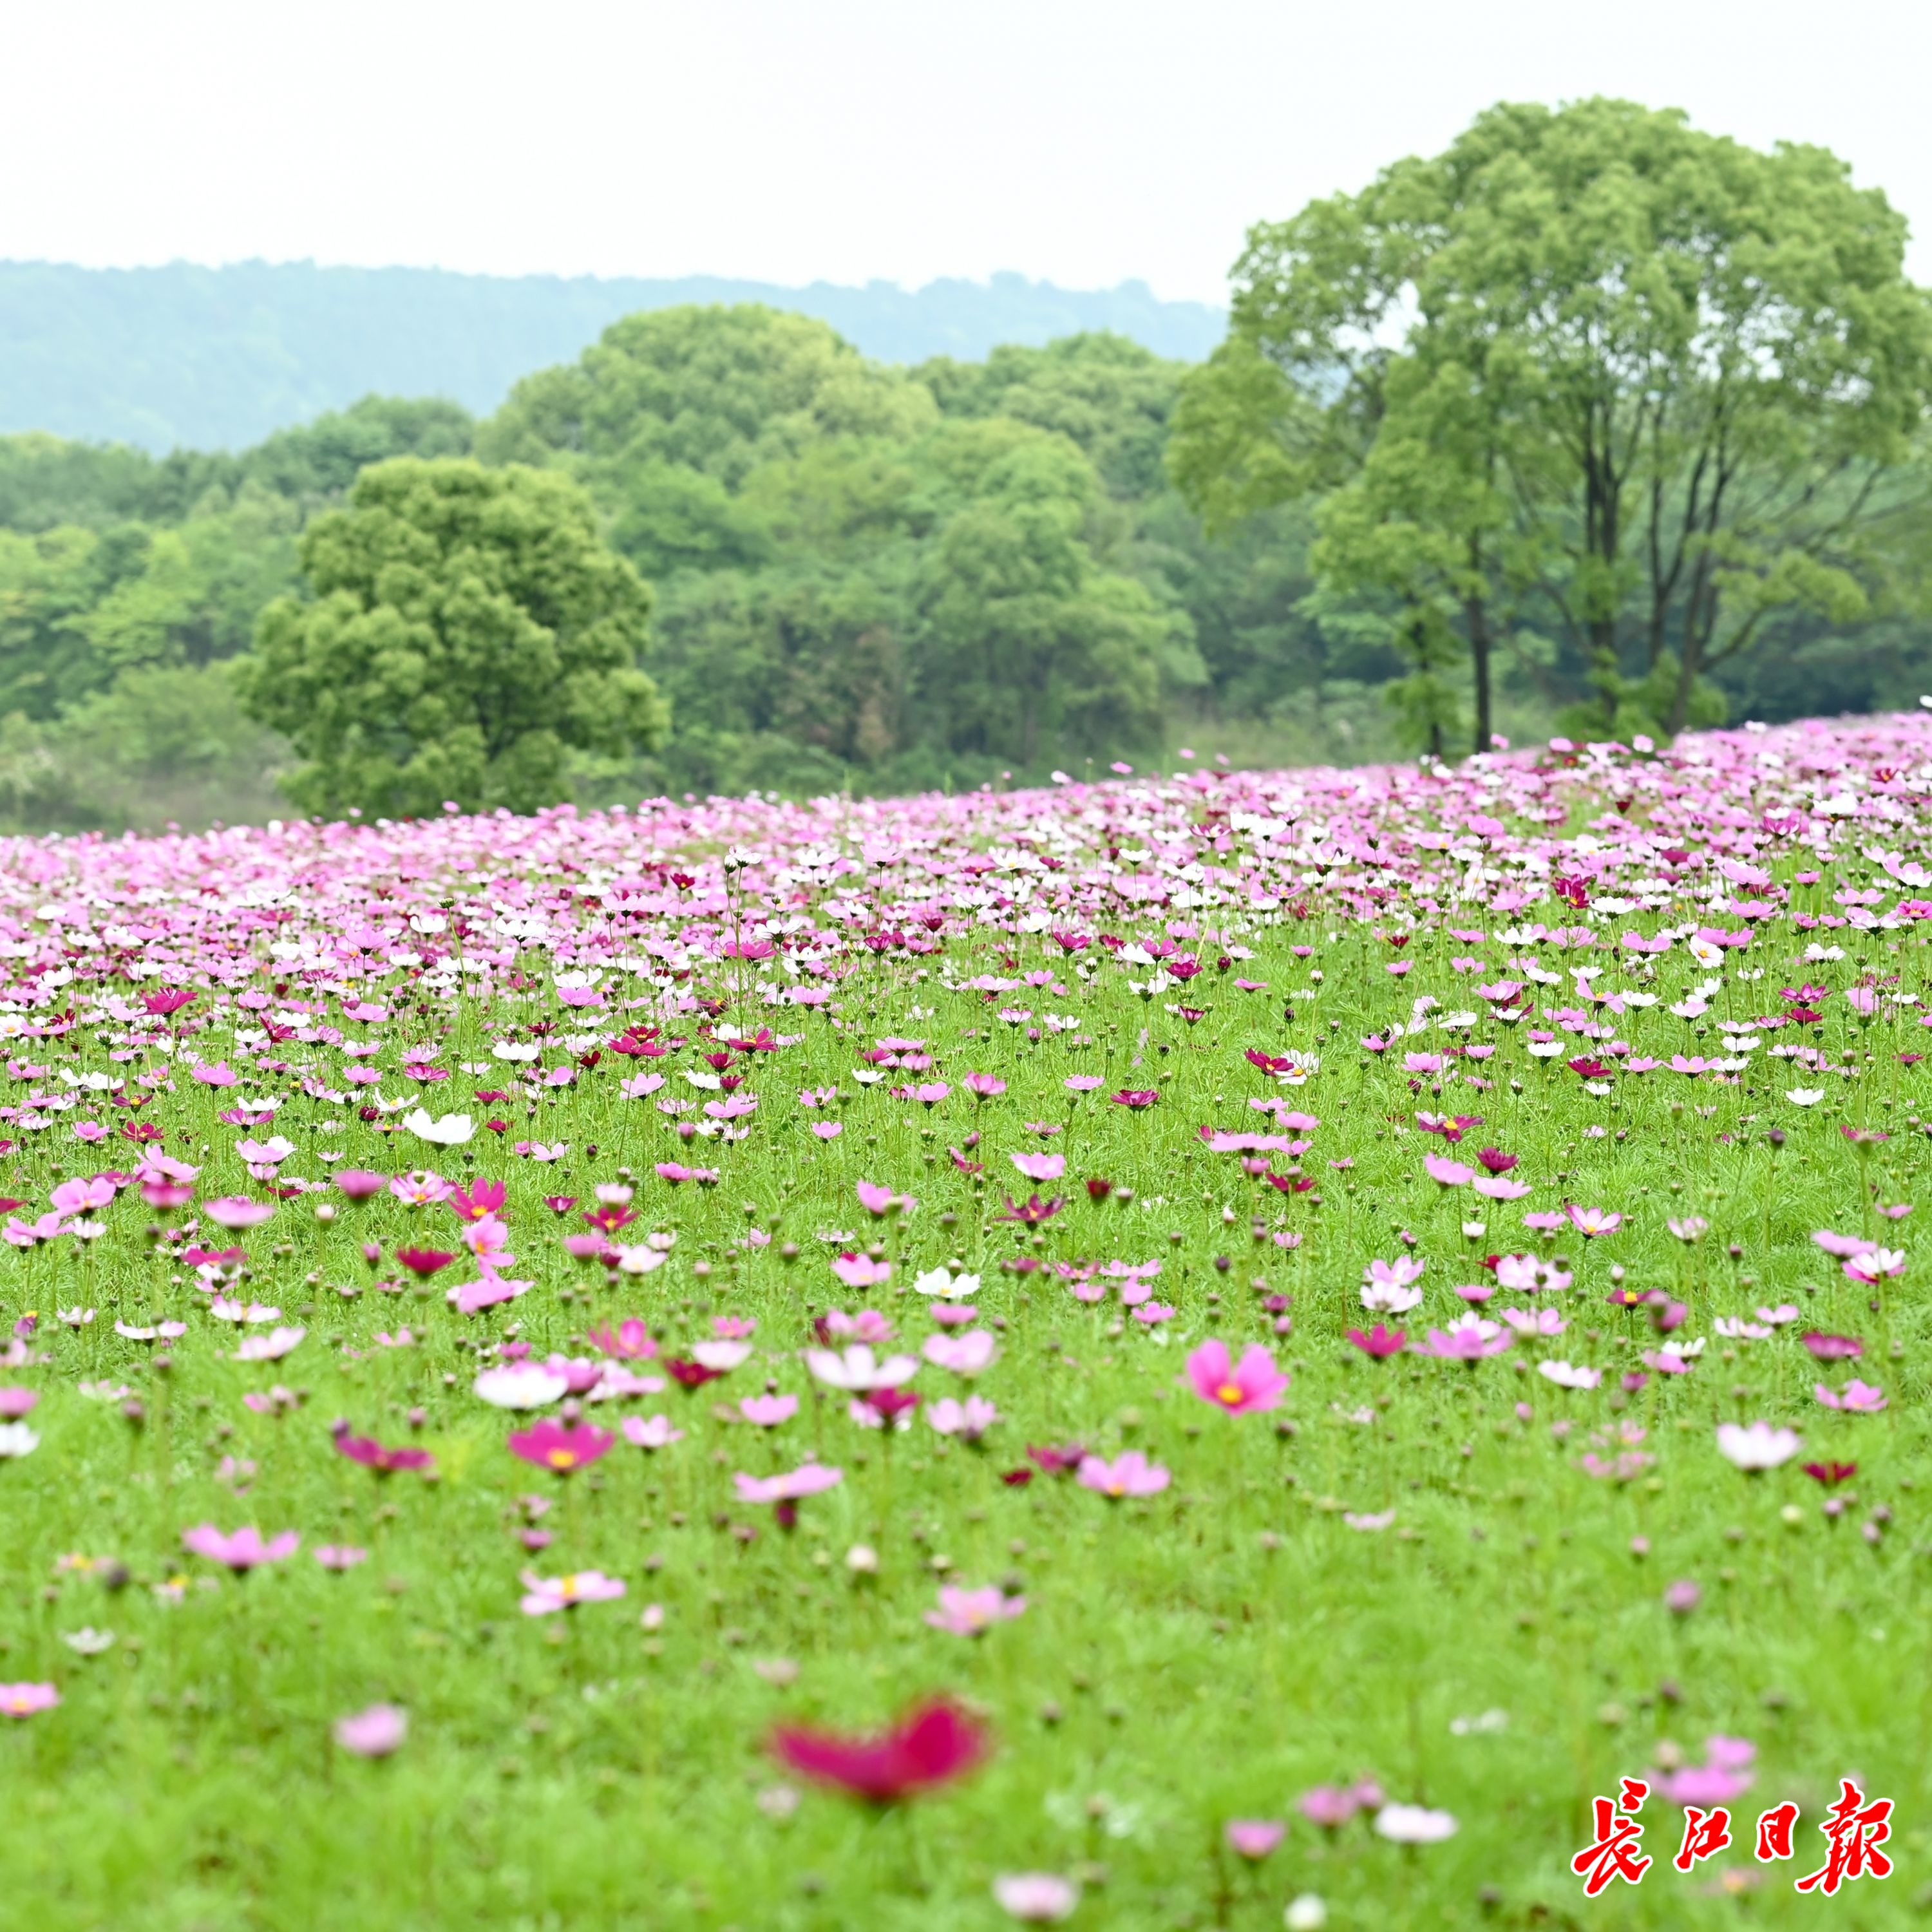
[1173,98,1932,743]
[242,459,665,817]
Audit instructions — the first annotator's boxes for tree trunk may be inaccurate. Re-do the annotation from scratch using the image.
[1465,542,1493,755]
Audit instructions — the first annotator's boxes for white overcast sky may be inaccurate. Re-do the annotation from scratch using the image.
[8,0,1932,303]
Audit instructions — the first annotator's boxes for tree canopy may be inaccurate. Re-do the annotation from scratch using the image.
[241,459,665,817]
[1172,97,1932,746]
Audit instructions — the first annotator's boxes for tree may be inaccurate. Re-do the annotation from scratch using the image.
[478,305,937,494]
[1173,98,1932,743]
[241,459,665,817]
[911,426,1202,768]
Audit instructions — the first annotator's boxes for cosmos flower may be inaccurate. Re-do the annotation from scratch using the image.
[1184,1339,1289,1414]
[769,1698,989,1801]
[1716,1421,1801,1471]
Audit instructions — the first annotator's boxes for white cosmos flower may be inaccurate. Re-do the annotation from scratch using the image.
[402,1108,473,1146]
[1537,1359,1600,1390]
[803,1345,918,1391]
[1786,1088,1824,1106]
[473,1365,569,1409]
[1716,1421,1801,1471]
[1374,1803,1458,1844]
[913,1267,981,1299]
[0,1423,39,1457]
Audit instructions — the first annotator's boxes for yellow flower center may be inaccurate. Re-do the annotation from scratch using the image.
[1216,1382,1245,1406]
[545,1449,579,1470]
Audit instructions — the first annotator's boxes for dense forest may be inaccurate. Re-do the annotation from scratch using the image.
[7,102,1932,831]
[0,314,1426,829]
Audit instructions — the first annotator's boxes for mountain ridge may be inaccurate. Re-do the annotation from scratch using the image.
[0,260,1227,453]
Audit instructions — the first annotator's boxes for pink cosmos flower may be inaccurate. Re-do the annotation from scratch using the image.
[181,1524,299,1571]
[922,1330,998,1376]
[924,1584,1025,1635]
[622,1414,684,1450]
[1185,1339,1289,1415]
[1076,1450,1171,1499]
[1645,1736,1756,1806]
[202,1197,275,1231]
[1225,1819,1285,1860]
[1298,1782,1379,1829]
[1814,1379,1888,1412]
[820,1309,897,1343]
[0,1683,59,1718]
[1423,1154,1472,1186]
[334,1703,408,1756]
[992,1873,1079,1922]
[1565,1205,1622,1237]
[314,1545,369,1570]
[739,1394,798,1427]
[519,1569,627,1615]
[1416,1316,1510,1360]
[1812,1229,1875,1258]
[587,1319,658,1360]
[734,1463,844,1506]
[856,1181,909,1217]
[927,1396,999,1441]
[1347,1324,1406,1359]
[831,1252,893,1289]
[1010,1151,1066,1182]
[811,1121,844,1140]
[961,1074,1007,1099]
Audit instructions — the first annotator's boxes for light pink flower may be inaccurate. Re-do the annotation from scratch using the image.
[0,1683,59,1718]
[925,1584,1025,1635]
[1076,1450,1171,1499]
[734,1463,844,1505]
[334,1703,407,1756]
[520,1569,627,1614]
[739,1394,798,1426]
[1814,1379,1888,1412]
[181,1524,299,1571]
[922,1330,998,1376]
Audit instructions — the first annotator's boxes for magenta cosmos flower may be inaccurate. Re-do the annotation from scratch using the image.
[1076,1450,1171,1498]
[181,1524,299,1571]
[333,1428,435,1475]
[770,1697,989,1803]
[507,1420,614,1475]
[1185,1339,1289,1415]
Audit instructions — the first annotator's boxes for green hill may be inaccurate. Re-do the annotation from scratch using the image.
[0,260,1226,452]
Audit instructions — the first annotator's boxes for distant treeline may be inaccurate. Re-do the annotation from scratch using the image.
[5,178,1932,833]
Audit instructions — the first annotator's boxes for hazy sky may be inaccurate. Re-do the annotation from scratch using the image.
[11,0,1932,303]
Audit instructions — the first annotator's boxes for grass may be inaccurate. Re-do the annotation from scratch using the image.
[0,731,1925,1930]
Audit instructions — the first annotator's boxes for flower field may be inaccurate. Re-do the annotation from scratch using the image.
[1,715,1929,1928]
